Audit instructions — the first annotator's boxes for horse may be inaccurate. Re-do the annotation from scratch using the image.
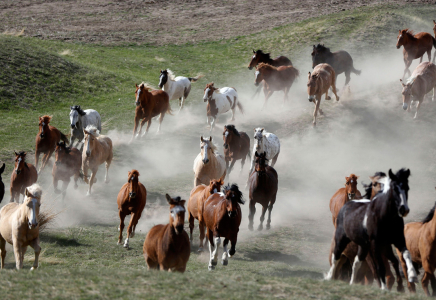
[69,105,101,149]
[203,82,243,133]
[158,69,203,111]
[10,152,38,203]
[307,63,339,127]
[0,184,42,270]
[82,125,113,196]
[35,115,69,173]
[400,62,436,119]
[396,29,436,79]
[0,163,5,203]
[117,169,147,249]
[132,83,172,140]
[193,136,226,187]
[223,125,250,181]
[433,20,436,38]
[203,184,244,270]
[254,63,299,108]
[248,151,278,231]
[143,194,190,272]
[188,178,224,251]
[311,44,361,90]
[329,174,361,226]
[248,49,293,70]
[326,169,417,291]
[52,141,82,199]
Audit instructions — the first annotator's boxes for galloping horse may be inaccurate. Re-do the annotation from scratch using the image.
[223,125,250,180]
[254,63,299,108]
[329,174,361,226]
[10,152,38,203]
[203,184,244,270]
[132,83,172,140]
[0,163,5,203]
[433,20,436,38]
[35,115,69,173]
[400,62,436,119]
[188,178,224,251]
[396,29,436,79]
[117,169,147,249]
[248,152,278,231]
[143,194,190,272]
[0,184,42,270]
[82,125,113,196]
[158,69,203,111]
[193,136,226,187]
[52,142,82,198]
[69,105,101,148]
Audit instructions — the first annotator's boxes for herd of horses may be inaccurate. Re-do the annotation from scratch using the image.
[2,20,436,296]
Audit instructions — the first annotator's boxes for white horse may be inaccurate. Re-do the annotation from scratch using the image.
[202,82,243,133]
[158,69,203,111]
[248,128,280,180]
[69,105,101,148]
[193,136,226,187]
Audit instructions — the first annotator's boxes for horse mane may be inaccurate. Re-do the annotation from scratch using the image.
[223,184,245,204]
[422,202,436,223]
[406,75,418,85]
[16,151,26,157]
[202,137,218,153]
[71,105,86,116]
[41,115,52,123]
[314,44,331,53]
[402,29,417,40]
[139,82,155,91]
[225,124,240,137]
[84,125,100,137]
[57,141,71,154]
[130,169,140,178]
[165,69,176,80]
[255,50,271,60]
[26,183,43,198]
[257,62,277,71]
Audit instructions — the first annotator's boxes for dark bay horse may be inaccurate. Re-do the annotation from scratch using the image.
[203,184,244,270]
[223,125,250,180]
[52,142,82,199]
[329,174,361,226]
[143,194,190,272]
[10,152,38,203]
[35,115,69,173]
[0,163,5,203]
[248,49,293,70]
[117,169,147,249]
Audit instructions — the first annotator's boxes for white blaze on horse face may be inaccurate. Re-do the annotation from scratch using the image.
[70,110,78,127]
[380,177,391,194]
[29,198,38,229]
[171,205,185,219]
[398,186,409,217]
[255,71,260,81]
[203,88,210,101]
[203,143,209,163]
[252,55,256,59]
[225,131,229,138]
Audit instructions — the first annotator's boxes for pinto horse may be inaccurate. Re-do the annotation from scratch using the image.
[132,83,172,140]
[193,136,226,187]
[203,184,244,270]
[69,105,101,149]
[0,163,5,203]
[223,125,250,181]
[329,174,361,226]
[52,142,82,199]
[10,152,38,203]
[35,115,69,173]
[188,178,224,251]
[117,169,147,249]
[143,194,190,272]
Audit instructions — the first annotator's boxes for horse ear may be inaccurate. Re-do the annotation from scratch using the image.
[399,79,405,87]
[0,163,4,174]
[399,29,401,33]
[219,172,225,183]
[14,151,18,156]
[313,45,315,48]
[345,176,350,182]
[165,194,172,204]
[263,151,266,157]
[255,151,259,157]
[70,106,74,110]
[405,169,411,178]
[356,176,360,179]
[434,20,436,25]
[83,130,89,135]
[369,176,375,181]
[308,72,311,80]
[200,136,204,142]
[388,169,396,181]
[209,136,212,142]
[25,187,30,197]
[253,49,255,53]
[135,83,138,88]
[179,200,186,207]
[260,128,264,133]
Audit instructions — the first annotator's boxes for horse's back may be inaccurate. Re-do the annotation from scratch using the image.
[0,203,19,241]
[273,56,292,66]
[188,185,206,218]
[264,132,280,157]
[98,135,113,150]
[219,87,237,97]
[240,132,251,154]
[84,109,101,130]
[330,188,346,218]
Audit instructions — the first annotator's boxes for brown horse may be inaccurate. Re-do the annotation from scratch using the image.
[117,169,147,249]
[433,20,436,38]
[223,125,250,181]
[248,49,293,70]
[188,178,224,252]
[248,151,278,231]
[254,63,299,108]
[0,163,5,203]
[52,142,82,199]
[203,184,244,270]
[329,174,361,226]
[131,83,172,140]
[35,115,69,173]
[143,194,190,272]
[307,63,339,127]
[10,152,38,203]
[396,29,436,79]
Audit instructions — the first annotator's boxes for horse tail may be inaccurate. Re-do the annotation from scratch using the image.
[60,132,70,145]
[236,101,244,114]
[293,66,300,77]
[351,66,361,75]
[166,105,174,116]
[188,73,204,82]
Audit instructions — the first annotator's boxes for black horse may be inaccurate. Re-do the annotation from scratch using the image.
[0,163,5,203]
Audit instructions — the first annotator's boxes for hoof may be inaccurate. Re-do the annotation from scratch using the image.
[30,267,37,271]
[130,232,135,238]
[257,225,263,231]
[208,265,215,271]
[212,261,217,266]
[74,184,78,190]
[336,96,340,101]
[266,224,271,230]
[326,96,331,100]
[222,260,228,266]
[409,275,418,283]
[248,224,253,231]
[86,192,91,197]
[54,188,61,195]
[117,241,121,245]
[197,247,204,253]
[123,244,129,249]
[397,285,405,293]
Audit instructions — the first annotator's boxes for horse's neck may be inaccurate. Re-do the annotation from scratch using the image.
[77,115,83,128]
[15,204,30,229]
[262,56,273,65]
[164,224,183,248]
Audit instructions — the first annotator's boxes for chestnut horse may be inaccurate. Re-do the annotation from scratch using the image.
[143,194,190,272]
[433,20,436,38]
[203,184,244,270]
[223,125,250,180]
[35,115,69,173]
[10,152,38,203]
[329,174,361,226]
[117,169,147,249]
[132,83,172,140]
[0,163,5,203]
[52,141,82,199]
[188,178,224,252]
[248,49,293,70]
[248,151,278,231]
[396,29,436,79]
[307,63,339,127]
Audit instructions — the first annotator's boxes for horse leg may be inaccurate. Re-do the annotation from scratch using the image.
[87,169,97,196]
[395,240,418,284]
[229,235,237,257]
[396,247,415,293]
[207,230,217,270]
[228,160,236,180]
[414,100,422,119]
[384,246,403,292]
[0,236,6,269]
[430,272,436,296]
[29,237,41,271]
[422,259,435,296]
[178,97,182,111]
[73,171,79,189]
[326,227,350,280]
[325,89,331,101]
[139,118,148,138]
[132,116,140,140]
[210,116,216,134]
[157,111,165,133]
[124,212,137,249]
[61,179,70,201]
[53,176,61,194]
[248,200,256,231]
[13,241,25,270]
[350,246,368,285]
[35,150,41,171]
[198,220,206,252]
[222,238,229,265]
[313,99,321,127]
[258,204,267,231]
[403,59,412,80]
[331,79,340,101]
[117,211,126,245]
[105,159,112,184]
[245,154,255,189]
[266,202,274,230]
[188,212,194,246]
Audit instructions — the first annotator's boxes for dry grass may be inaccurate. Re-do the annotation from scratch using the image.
[154,56,165,62]
[2,28,25,37]
[59,49,73,56]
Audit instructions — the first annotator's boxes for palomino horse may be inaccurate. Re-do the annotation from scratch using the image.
[400,62,436,119]
[248,152,278,231]
[223,125,250,180]
[117,169,147,249]
[307,63,339,127]
[254,63,299,108]
[10,152,38,203]
[69,105,101,148]
[0,163,5,203]
[188,178,224,251]
[35,115,69,173]
[52,142,82,199]
[203,184,244,270]
[82,125,113,196]
[193,136,226,187]
[326,169,417,291]
[132,83,172,140]
[0,184,42,270]
[329,174,361,226]
[143,194,190,272]
[203,82,243,133]
[158,69,203,111]
[396,29,436,79]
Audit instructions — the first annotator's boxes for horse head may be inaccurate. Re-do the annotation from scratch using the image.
[209,178,224,195]
[381,168,411,217]
[248,49,262,70]
[344,174,359,200]
[254,64,268,86]
[311,44,329,68]
[166,194,186,235]
[368,172,386,199]
[396,29,408,49]
[200,136,214,164]
[83,125,99,158]
[55,141,71,166]
[223,184,244,218]
[203,82,217,102]
[307,72,319,102]
[254,128,265,152]
[69,106,81,129]
[400,78,415,110]
[24,184,42,229]
[38,115,51,139]
[159,69,168,88]
[127,169,140,199]
[223,125,239,149]
[14,151,28,175]
[135,83,152,106]
[254,151,268,176]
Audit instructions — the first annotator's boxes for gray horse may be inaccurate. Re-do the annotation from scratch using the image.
[69,105,102,148]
